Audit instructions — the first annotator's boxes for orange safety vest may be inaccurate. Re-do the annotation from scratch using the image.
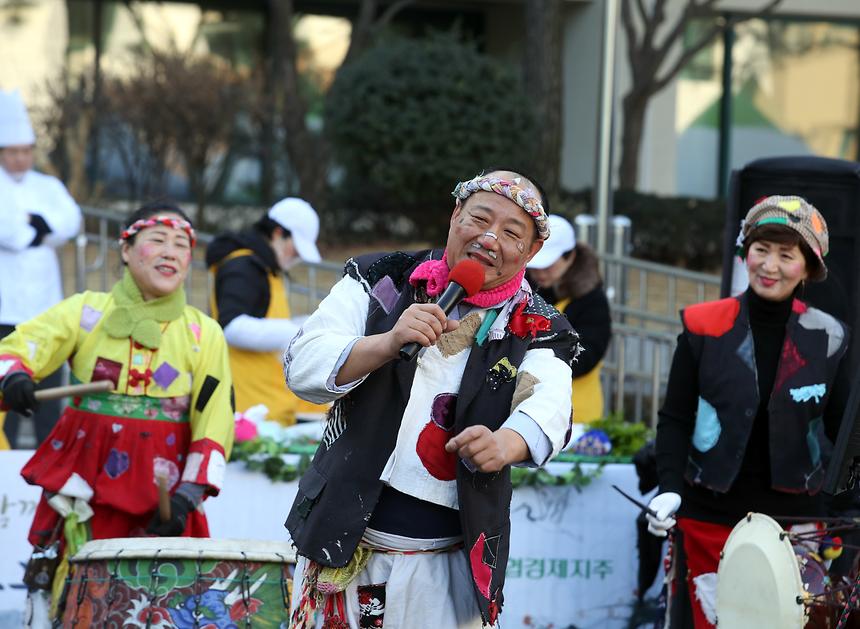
[211,249,327,425]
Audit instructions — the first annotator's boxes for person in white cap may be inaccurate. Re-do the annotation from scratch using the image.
[206,197,326,424]
[0,89,82,448]
[526,214,611,423]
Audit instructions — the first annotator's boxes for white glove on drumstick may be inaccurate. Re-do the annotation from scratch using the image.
[646,492,681,537]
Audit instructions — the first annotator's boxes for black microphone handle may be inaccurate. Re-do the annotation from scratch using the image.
[399,282,468,361]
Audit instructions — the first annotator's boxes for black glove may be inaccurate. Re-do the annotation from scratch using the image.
[1,372,38,416]
[146,492,194,536]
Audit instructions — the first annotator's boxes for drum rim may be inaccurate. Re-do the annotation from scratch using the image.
[70,537,297,563]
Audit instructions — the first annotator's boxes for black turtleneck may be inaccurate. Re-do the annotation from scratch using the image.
[656,288,848,525]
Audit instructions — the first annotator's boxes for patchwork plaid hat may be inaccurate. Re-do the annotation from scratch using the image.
[742,195,829,280]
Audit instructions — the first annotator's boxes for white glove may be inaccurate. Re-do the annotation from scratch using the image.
[646,492,681,537]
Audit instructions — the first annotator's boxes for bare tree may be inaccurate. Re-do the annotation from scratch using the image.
[524,0,563,200]
[270,0,416,211]
[36,73,96,199]
[619,0,782,190]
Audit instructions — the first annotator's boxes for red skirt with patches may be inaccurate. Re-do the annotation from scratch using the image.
[22,406,209,545]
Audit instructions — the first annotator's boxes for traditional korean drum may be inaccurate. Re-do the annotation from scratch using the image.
[716,512,860,628]
[59,537,296,627]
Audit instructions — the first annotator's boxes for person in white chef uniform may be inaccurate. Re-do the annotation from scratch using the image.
[0,89,82,448]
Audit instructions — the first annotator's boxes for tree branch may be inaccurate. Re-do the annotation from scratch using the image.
[651,22,722,93]
[620,0,642,83]
[725,0,782,27]
[377,0,416,28]
[635,0,649,29]
[652,0,700,67]
[642,0,669,51]
[342,0,378,64]
[650,0,783,92]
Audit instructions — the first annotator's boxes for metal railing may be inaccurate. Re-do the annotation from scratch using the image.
[600,252,721,426]
[71,207,723,425]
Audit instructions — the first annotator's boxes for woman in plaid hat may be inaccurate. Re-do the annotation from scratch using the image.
[646,195,850,627]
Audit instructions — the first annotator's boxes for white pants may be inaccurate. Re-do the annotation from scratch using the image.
[292,529,490,629]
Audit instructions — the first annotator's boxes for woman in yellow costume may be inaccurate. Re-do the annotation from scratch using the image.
[0,201,234,615]
[527,214,612,423]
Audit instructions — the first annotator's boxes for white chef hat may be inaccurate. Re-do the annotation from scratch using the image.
[0,89,35,147]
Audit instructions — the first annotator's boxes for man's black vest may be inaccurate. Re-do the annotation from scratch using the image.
[285,250,576,624]
[682,293,847,493]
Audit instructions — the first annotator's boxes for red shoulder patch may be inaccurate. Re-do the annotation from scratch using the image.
[683,298,740,337]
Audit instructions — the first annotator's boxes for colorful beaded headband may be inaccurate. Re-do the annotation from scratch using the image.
[452,175,550,240]
[119,216,197,247]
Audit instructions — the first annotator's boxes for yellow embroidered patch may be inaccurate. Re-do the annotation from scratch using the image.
[777,199,801,212]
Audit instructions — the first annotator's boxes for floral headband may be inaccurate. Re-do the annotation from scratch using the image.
[452,175,550,240]
[119,216,197,247]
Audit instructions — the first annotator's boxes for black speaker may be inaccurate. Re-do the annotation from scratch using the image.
[719,156,860,493]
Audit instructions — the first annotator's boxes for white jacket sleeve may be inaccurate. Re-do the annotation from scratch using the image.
[223,314,307,352]
[0,210,36,251]
[39,178,82,246]
[284,275,370,404]
[511,347,573,459]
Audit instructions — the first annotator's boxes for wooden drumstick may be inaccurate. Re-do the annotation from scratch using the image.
[156,473,172,523]
[34,380,113,401]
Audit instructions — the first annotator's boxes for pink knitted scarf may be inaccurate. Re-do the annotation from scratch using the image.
[408,251,526,308]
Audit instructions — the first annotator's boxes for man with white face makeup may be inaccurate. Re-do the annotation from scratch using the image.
[0,89,81,448]
[283,169,580,628]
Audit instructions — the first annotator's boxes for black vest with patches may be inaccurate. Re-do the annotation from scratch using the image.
[683,293,847,494]
[285,250,576,624]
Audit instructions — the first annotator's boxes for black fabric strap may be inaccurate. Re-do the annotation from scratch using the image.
[195,375,220,412]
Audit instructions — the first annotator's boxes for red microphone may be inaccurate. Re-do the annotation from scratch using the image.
[399,259,485,361]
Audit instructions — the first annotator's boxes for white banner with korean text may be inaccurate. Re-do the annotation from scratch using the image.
[0,452,657,628]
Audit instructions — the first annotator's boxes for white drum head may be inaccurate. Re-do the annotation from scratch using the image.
[716,513,805,629]
[70,537,296,564]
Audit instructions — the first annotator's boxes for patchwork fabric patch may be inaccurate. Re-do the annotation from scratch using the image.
[0,356,25,378]
[79,305,102,331]
[104,448,130,479]
[735,333,755,374]
[322,398,347,450]
[370,275,400,314]
[92,357,123,388]
[152,457,180,491]
[363,252,418,287]
[807,417,824,465]
[188,322,202,343]
[692,397,721,452]
[469,533,494,599]
[523,293,560,319]
[510,371,539,411]
[693,571,719,625]
[683,298,740,337]
[152,362,180,389]
[773,338,807,393]
[416,393,458,481]
[436,312,482,357]
[798,307,846,357]
[790,383,826,404]
[357,583,386,628]
[486,357,517,391]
